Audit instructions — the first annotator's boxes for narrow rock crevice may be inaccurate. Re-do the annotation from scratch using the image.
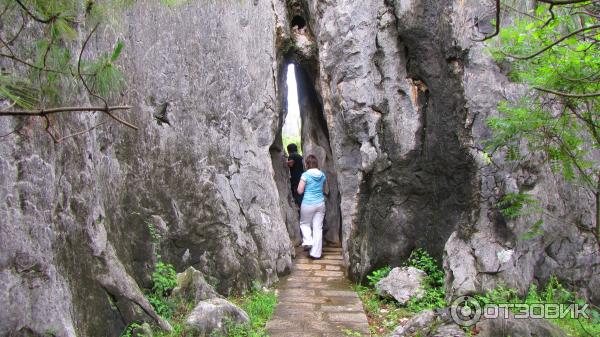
[270,1,343,247]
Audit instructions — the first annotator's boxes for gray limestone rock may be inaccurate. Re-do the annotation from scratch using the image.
[172,267,221,303]
[304,0,598,305]
[475,309,567,337]
[376,267,426,305]
[0,1,292,336]
[132,323,153,337]
[185,298,250,337]
[389,310,436,337]
[389,310,465,337]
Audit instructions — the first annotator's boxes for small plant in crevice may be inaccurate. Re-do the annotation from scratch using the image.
[152,261,177,297]
[145,220,162,243]
[496,192,545,240]
[405,248,447,312]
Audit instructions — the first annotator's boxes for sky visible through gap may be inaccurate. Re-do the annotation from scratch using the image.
[283,64,301,148]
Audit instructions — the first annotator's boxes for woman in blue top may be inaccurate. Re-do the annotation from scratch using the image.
[297,154,328,259]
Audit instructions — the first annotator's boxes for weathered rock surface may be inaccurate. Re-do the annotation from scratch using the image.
[185,298,250,337]
[389,310,465,337]
[301,0,598,303]
[132,323,153,337]
[172,267,221,303]
[376,267,426,305]
[475,310,567,337]
[0,1,293,336]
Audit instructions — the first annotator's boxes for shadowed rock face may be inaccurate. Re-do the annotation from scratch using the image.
[302,0,598,301]
[304,0,477,280]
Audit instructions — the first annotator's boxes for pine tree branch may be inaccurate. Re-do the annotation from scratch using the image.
[0,52,71,75]
[78,23,107,107]
[534,86,600,98]
[506,24,600,60]
[537,0,596,5]
[0,106,138,131]
[14,0,53,24]
[0,106,132,116]
[74,23,138,131]
[56,120,109,143]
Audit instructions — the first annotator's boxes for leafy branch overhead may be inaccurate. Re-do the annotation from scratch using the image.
[0,0,137,143]
[481,1,600,248]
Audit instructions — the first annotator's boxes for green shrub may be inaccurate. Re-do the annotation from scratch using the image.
[213,286,278,337]
[146,261,178,319]
[405,249,446,312]
[353,284,412,336]
[367,266,392,287]
[475,277,600,337]
[152,262,177,297]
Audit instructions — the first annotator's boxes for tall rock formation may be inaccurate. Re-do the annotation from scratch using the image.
[0,1,293,336]
[299,0,598,303]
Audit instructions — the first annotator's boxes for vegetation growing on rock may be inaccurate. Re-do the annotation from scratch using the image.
[485,0,600,248]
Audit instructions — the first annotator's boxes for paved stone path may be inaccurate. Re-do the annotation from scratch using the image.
[267,246,370,337]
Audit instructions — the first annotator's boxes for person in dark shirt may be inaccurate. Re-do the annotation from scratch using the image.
[287,143,304,206]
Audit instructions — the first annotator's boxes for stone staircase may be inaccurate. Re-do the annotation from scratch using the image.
[267,246,370,336]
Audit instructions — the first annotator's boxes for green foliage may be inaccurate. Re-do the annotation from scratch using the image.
[406,286,446,313]
[486,1,600,247]
[487,3,599,188]
[406,249,444,285]
[0,74,38,110]
[405,249,446,312]
[212,286,278,337]
[145,220,162,243]
[341,328,363,336]
[367,266,391,287]
[0,0,127,110]
[160,0,190,7]
[353,284,412,336]
[496,191,545,239]
[120,322,142,337]
[142,261,178,319]
[474,277,600,337]
[152,262,177,297]
[147,293,174,318]
[354,251,447,336]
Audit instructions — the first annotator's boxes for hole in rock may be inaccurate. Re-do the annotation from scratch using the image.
[291,16,306,30]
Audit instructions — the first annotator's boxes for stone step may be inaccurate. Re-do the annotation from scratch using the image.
[269,248,369,337]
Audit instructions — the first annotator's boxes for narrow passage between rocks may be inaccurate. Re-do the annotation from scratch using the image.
[267,246,369,336]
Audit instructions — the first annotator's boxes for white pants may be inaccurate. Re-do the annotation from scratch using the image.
[300,202,325,258]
